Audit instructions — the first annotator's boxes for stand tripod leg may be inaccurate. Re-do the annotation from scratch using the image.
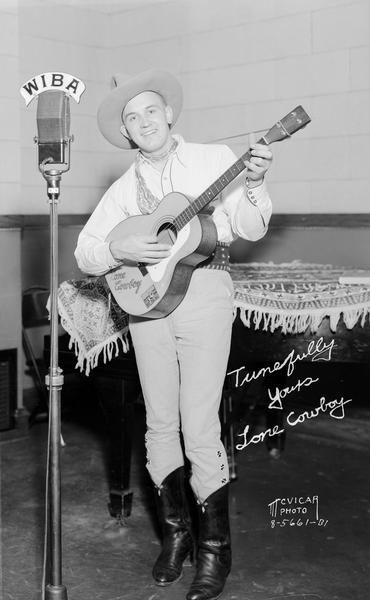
[44,380,67,600]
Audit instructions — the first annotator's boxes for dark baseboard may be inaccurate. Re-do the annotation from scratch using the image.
[2,214,370,230]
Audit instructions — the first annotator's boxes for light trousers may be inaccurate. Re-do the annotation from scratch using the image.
[129,269,234,502]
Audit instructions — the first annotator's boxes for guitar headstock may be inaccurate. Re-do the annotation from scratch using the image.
[263,106,311,145]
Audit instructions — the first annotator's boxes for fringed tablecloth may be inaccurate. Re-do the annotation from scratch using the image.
[232,261,370,334]
[58,261,370,375]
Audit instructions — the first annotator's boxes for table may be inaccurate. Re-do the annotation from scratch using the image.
[58,261,370,371]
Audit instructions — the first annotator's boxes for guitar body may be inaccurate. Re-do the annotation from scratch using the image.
[105,191,218,318]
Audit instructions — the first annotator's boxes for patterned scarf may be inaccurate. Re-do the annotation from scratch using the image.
[135,138,178,214]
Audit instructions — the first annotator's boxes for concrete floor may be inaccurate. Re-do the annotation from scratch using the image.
[1,364,370,600]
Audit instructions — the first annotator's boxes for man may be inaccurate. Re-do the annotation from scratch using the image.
[75,70,273,600]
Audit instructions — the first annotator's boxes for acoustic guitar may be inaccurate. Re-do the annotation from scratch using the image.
[105,106,311,319]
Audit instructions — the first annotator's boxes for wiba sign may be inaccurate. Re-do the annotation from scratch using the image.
[20,72,85,105]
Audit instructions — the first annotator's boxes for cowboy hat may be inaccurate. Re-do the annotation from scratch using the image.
[97,69,183,149]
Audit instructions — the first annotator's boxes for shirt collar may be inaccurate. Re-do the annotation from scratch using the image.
[136,134,187,169]
[171,134,187,167]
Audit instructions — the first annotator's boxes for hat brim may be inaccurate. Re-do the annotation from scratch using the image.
[97,70,183,150]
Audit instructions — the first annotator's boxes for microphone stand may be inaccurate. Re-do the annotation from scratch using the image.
[40,164,69,600]
[22,81,84,600]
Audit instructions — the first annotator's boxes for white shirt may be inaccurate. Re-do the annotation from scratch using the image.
[75,135,272,276]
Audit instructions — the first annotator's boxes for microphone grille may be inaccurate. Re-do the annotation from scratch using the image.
[36,91,70,142]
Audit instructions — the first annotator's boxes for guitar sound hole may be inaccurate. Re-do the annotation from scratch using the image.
[157,222,177,246]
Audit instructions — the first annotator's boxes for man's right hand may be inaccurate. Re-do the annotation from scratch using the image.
[109,234,171,264]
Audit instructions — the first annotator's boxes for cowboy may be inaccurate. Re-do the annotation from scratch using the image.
[75,70,273,600]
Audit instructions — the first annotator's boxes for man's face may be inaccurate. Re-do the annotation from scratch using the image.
[121,91,173,153]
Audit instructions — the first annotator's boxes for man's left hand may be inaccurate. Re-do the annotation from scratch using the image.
[243,143,273,187]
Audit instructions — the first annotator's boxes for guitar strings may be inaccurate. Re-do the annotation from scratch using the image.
[206,127,267,144]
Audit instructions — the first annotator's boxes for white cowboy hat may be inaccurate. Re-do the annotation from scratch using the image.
[97,69,183,149]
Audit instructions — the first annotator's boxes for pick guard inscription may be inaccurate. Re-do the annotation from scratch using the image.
[112,270,142,295]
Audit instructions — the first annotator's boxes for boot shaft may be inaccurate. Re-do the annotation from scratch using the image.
[155,466,192,536]
[196,484,231,550]
[186,484,232,600]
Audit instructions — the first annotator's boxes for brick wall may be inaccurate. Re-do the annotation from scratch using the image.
[0,2,20,213]
[1,0,368,216]
[103,0,370,214]
[0,0,126,215]
[17,0,117,214]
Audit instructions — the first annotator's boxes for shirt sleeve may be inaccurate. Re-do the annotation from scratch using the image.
[217,145,272,242]
[74,179,130,276]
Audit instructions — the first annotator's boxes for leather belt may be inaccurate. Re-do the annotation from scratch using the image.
[196,242,230,272]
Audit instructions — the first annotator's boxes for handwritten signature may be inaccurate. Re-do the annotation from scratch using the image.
[227,337,335,388]
[268,375,319,410]
[236,395,352,450]
[229,336,351,451]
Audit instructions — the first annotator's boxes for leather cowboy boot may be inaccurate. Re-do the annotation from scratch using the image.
[186,484,231,600]
[152,466,194,586]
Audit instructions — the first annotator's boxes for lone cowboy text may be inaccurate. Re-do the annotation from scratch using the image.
[226,337,352,450]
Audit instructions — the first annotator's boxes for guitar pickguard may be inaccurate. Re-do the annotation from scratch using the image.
[146,223,191,282]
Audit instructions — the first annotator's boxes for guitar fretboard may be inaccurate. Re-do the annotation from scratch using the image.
[171,106,311,231]
[172,145,260,231]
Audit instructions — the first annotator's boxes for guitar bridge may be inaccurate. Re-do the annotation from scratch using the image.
[137,262,148,276]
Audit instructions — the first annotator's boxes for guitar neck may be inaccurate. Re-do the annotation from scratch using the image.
[172,105,311,231]
[173,137,267,231]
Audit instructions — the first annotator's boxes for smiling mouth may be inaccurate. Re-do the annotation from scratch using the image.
[142,130,157,136]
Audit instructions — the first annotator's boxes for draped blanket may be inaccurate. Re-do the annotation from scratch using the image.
[58,276,129,375]
[57,262,370,375]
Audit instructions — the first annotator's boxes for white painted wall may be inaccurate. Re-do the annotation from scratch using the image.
[0,1,20,212]
[0,0,369,215]
[104,0,370,214]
